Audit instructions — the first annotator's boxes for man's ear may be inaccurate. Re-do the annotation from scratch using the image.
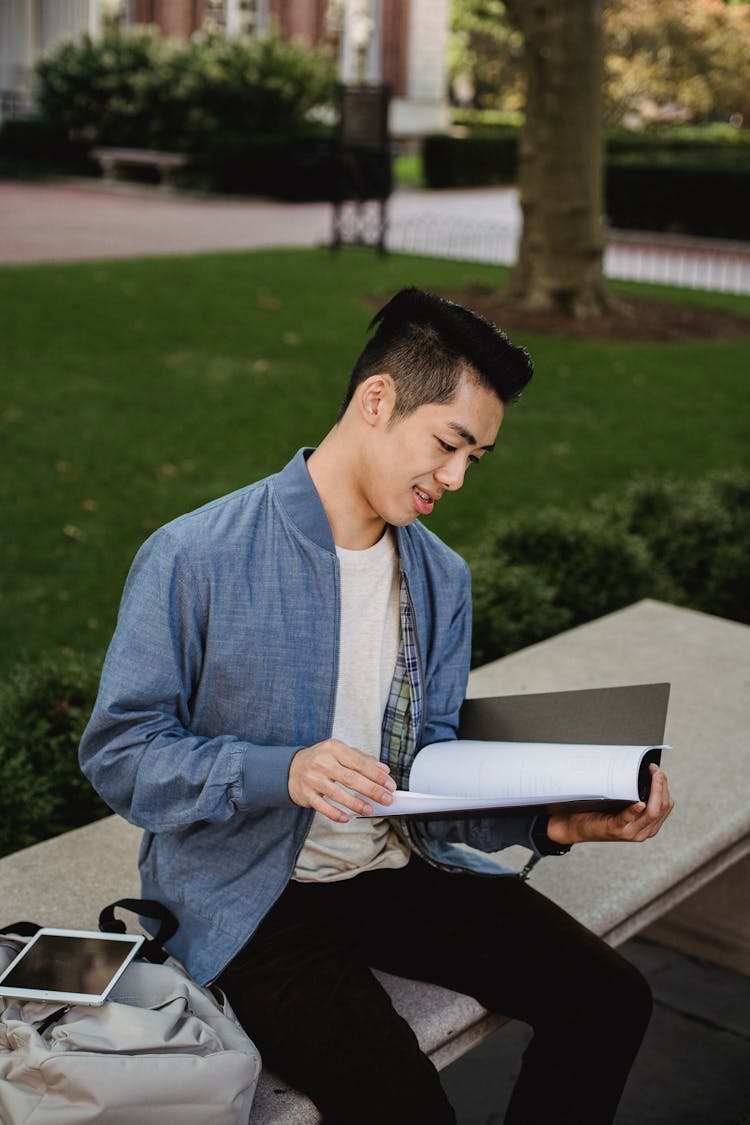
[358,373,396,427]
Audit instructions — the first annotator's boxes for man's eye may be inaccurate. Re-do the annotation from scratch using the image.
[469,454,480,465]
[438,439,456,453]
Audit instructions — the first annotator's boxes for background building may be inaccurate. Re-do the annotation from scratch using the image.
[0,0,450,135]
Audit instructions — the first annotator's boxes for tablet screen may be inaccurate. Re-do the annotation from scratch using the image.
[0,929,144,1004]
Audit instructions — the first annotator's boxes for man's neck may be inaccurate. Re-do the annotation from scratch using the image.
[307,430,386,550]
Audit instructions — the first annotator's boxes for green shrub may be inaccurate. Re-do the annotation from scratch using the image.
[606,124,750,155]
[422,131,518,189]
[469,469,748,665]
[0,651,110,858]
[0,117,98,177]
[605,153,750,239]
[613,469,750,623]
[469,508,673,665]
[450,108,524,132]
[35,22,183,149]
[179,31,336,149]
[185,130,391,200]
[185,130,331,197]
[470,557,572,667]
[34,21,336,155]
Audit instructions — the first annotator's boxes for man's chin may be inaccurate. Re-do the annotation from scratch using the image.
[389,512,421,528]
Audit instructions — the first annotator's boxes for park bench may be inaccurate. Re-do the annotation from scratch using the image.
[91,146,189,186]
[1,598,748,1123]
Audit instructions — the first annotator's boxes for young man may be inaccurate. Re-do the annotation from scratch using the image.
[80,288,673,1124]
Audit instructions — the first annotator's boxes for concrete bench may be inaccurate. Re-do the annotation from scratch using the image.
[2,599,748,1123]
[91,147,189,186]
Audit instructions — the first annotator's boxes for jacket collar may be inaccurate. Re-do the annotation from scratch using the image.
[273,448,337,554]
[273,447,418,567]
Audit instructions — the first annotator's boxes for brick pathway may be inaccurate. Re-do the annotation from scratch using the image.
[3,178,748,296]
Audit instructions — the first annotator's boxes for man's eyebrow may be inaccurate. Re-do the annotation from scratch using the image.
[446,421,496,452]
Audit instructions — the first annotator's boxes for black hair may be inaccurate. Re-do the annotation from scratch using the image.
[337,287,533,421]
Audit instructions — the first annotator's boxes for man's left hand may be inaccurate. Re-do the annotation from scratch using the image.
[547,764,674,847]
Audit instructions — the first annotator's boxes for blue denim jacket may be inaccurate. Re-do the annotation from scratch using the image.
[80,449,537,983]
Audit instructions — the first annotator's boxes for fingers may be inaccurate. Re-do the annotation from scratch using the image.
[288,740,397,823]
[560,766,675,845]
[612,766,674,842]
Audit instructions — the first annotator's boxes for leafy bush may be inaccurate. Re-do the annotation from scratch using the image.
[184,130,390,200]
[610,469,750,623]
[35,22,184,149]
[34,21,337,155]
[470,558,573,667]
[469,468,748,666]
[422,130,518,189]
[177,32,336,148]
[0,117,99,178]
[469,509,674,666]
[606,124,750,154]
[450,108,524,131]
[605,153,750,239]
[0,651,110,858]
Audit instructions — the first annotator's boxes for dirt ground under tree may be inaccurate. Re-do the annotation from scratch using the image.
[437,289,750,342]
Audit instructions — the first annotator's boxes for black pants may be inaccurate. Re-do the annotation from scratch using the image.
[216,856,652,1125]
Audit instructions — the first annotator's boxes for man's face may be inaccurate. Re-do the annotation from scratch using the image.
[361,373,504,528]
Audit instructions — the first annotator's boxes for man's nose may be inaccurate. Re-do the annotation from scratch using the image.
[435,455,467,492]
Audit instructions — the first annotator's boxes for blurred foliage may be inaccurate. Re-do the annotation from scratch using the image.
[0,651,109,858]
[605,154,750,239]
[449,0,750,126]
[34,20,337,152]
[599,469,750,623]
[604,0,750,126]
[423,130,517,188]
[448,0,524,112]
[469,468,750,666]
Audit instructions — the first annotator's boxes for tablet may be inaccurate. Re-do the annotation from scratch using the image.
[0,927,144,1005]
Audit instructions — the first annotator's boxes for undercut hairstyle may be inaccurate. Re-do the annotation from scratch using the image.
[338,287,534,421]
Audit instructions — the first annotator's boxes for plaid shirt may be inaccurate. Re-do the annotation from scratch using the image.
[382,569,423,791]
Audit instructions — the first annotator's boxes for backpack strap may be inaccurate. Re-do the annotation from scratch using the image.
[0,922,40,937]
[99,898,178,965]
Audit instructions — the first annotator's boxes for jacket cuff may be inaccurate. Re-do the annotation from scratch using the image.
[234,742,302,810]
[529,814,572,857]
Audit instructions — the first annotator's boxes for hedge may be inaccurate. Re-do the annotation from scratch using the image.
[469,467,749,667]
[605,155,750,239]
[0,118,98,178]
[34,22,336,153]
[185,133,391,201]
[0,21,340,197]
[421,129,750,238]
[422,131,518,189]
[0,651,110,859]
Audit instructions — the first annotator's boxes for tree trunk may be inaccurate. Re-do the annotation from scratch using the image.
[506,0,613,317]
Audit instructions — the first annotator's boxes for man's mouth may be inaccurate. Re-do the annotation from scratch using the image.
[413,486,437,515]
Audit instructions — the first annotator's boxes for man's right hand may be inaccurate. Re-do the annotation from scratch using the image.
[288,740,397,822]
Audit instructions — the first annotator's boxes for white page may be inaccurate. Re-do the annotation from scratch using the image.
[362,740,667,817]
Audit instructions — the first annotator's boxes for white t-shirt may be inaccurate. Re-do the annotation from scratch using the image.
[293,529,411,882]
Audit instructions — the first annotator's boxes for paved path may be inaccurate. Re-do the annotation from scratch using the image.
[0,180,332,262]
[3,179,749,294]
[0,180,519,263]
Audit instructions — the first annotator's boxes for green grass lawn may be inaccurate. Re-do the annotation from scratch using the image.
[393,152,424,189]
[1,246,748,678]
